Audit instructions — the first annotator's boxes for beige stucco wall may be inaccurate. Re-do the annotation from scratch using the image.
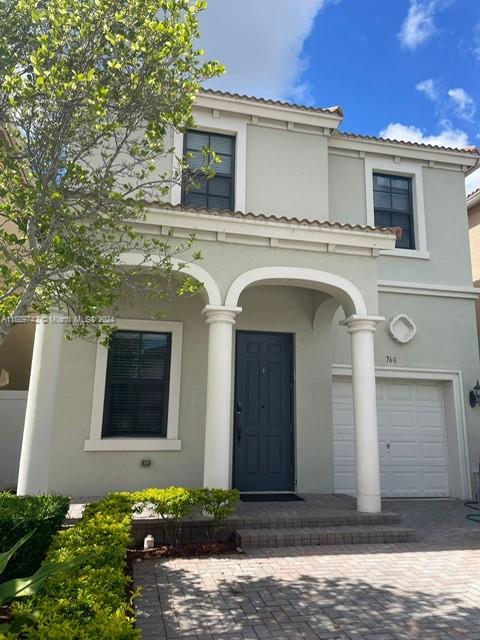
[46,285,345,495]
[245,126,329,221]
[46,239,380,495]
[46,275,480,497]
[329,156,473,286]
[21,110,480,497]
[328,155,367,226]
[48,293,208,495]
[0,324,34,390]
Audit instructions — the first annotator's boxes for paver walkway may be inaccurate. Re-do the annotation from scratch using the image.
[134,499,480,639]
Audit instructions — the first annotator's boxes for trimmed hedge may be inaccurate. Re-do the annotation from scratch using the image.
[0,493,70,579]
[10,493,139,640]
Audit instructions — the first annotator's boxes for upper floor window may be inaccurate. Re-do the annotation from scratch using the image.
[373,173,414,250]
[182,130,235,210]
[102,330,171,438]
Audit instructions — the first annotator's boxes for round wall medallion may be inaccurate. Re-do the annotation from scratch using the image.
[388,314,416,344]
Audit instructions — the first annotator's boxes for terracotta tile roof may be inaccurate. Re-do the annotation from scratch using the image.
[468,187,480,199]
[200,88,344,118]
[336,130,479,155]
[158,203,401,238]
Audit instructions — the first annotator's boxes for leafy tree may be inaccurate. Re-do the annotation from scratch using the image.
[0,0,223,345]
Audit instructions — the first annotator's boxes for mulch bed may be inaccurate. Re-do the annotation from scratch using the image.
[127,542,237,562]
[0,604,12,626]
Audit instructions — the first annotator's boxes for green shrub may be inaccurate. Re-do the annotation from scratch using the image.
[0,530,86,635]
[9,493,138,640]
[132,487,240,544]
[0,493,70,579]
[195,488,240,521]
[132,487,196,545]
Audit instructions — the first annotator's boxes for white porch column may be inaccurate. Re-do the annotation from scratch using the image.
[17,317,65,495]
[342,315,383,513]
[202,305,242,488]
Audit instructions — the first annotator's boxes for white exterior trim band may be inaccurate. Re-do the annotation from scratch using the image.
[141,207,398,255]
[225,266,369,316]
[378,280,480,299]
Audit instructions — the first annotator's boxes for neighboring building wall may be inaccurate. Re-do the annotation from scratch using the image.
[468,198,480,341]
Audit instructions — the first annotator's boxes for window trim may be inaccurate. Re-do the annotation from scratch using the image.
[365,156,430,259]
[181,130,236,211]
[171,110,247,212]
[85,319,183,451]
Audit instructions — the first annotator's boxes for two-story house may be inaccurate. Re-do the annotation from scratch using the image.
[16,90,480,513]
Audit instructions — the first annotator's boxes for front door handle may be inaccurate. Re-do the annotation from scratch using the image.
[236,425,242,442]
[236,401,242,414]
[386,443,390,453]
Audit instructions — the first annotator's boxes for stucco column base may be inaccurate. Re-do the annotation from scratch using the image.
[202,305,242,489]
[17,317,65,495]
[341,315,384,514]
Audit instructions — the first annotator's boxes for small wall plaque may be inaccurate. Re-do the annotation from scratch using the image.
[388,314,416,344]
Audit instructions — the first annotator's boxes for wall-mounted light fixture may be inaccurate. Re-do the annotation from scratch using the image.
[470,381,480,408]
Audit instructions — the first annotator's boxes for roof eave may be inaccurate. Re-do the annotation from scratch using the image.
[331,131,479,167]
[467,190,480,209]
[196,91,343,130]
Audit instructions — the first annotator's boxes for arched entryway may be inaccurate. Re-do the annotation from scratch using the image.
[202,266,384,514]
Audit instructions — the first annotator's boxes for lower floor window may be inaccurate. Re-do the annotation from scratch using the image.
[102,330,172,437]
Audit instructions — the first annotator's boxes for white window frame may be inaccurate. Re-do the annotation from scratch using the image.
[84,319,183,451]
[171,110,247,212]
[365,156,429,260]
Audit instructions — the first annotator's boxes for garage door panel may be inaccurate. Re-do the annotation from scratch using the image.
[388,441,418,463]
[416,384,443,402]
[385,383,412,401]
[388,410,416,428]
[419,442,447,461]
[333,379,449,498]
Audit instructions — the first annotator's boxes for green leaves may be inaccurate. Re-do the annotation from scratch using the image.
[0,0,222,342]
[0,530,35,575]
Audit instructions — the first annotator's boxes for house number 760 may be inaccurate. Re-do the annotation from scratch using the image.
[386,355,398,364]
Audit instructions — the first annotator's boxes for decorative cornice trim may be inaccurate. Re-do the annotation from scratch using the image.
[329,132,479,168]
[196,92,342,130]
[141,207,397,256]
[378,280,479,300]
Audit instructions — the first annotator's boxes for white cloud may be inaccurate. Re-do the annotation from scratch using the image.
[399,1,438,49]
[448,87,476,121]
[467,169,480,196]
[379,122,469,148]
[416,78,438,101]
[198,0,331,100]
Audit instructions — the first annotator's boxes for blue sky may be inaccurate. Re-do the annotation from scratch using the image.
[199,0,480,193]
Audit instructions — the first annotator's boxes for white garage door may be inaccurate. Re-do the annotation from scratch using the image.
[333,379,449,497]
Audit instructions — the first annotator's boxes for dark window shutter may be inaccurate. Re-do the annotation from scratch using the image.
[373,173,415,249]
[182,130,235,210]
[102,331,172,438]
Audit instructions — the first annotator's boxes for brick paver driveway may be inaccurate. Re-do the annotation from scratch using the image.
[134,499,480,640]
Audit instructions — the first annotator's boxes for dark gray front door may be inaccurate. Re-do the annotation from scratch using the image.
[233,331,294,492]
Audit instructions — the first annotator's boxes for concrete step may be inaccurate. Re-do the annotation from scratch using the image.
[236,524,416,548]
[228,510,401,530]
